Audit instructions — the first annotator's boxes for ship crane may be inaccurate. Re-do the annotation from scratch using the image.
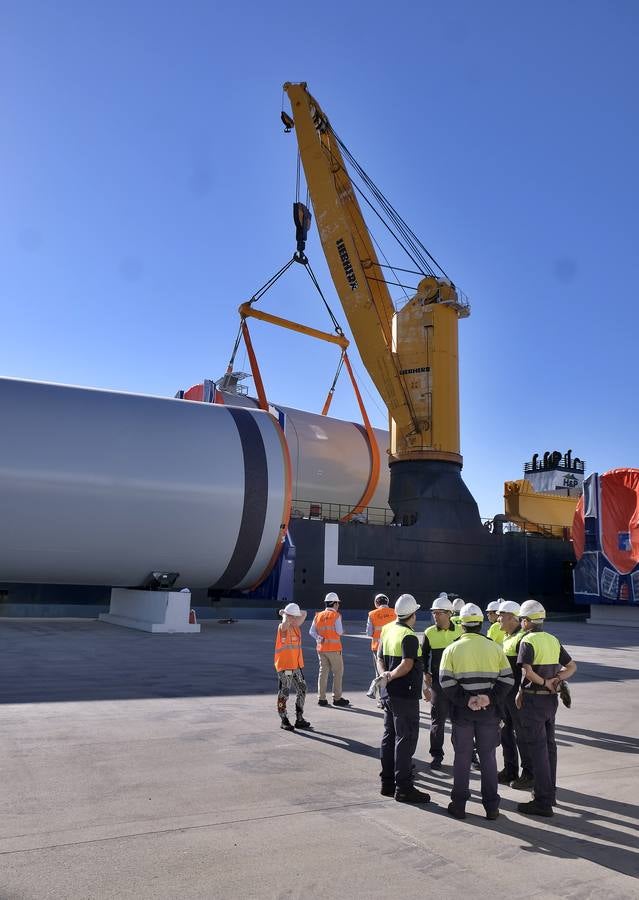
[283,82,479,529]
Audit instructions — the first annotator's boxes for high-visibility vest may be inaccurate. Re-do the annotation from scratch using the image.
[519,630,562,693]
[502,628,525,659]
[440,633,513,694]
[423,622,461,679]
[380,621,423,659]
[368,606,397,651]
[274,624,304,671]
[487,621,505,644]
[313,608,342,653]
[424,622,462,650]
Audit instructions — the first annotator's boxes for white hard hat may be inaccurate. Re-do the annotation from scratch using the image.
[486,601,501,612]
[324,592,340,605]
[431,593,453,612]
[282,602,302,616]
[498,600,521,616]
[374,593,390,605]
[395,593,421,617]
[452,598,465,613]
[520,599,546,620]
[460,602,484,623]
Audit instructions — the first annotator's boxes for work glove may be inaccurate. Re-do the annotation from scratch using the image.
[374,672,391,689]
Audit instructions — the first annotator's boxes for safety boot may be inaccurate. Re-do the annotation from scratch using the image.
[510,774,534,790]
[395,787,431,804]
[280,718,295,731]
[294,717,311,729]
[517,800,554,817]
[497,768,516,784]
[447,802,466,819]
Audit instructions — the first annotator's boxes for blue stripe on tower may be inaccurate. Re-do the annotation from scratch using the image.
[212,408,268,589]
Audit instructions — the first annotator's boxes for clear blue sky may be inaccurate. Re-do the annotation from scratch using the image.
[2,1,638,517]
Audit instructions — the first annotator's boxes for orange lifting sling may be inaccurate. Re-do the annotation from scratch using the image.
[238,305,380,523]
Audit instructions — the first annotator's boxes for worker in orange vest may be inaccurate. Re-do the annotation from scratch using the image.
[274,602,311,731]
[310,592,350,707]
[366,593,397,706]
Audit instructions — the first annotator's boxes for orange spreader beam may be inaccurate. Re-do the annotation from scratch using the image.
[239,303,349,350]
[238,308,380,523]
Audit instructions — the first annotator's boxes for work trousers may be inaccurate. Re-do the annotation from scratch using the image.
[317,651,343,701]
[519,693,558,807]
[429,679,450,760]
[501,692,533,779]
[277,669,307,720]
[451,713,501,812]
[380,696,420,792]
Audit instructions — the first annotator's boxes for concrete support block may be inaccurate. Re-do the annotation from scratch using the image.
[586,604,639,628]
[100,589,201,633]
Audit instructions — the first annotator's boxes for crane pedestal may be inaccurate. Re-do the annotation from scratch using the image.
[388,460,482,531]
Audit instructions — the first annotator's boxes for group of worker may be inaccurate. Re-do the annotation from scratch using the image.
[273,588,576,820]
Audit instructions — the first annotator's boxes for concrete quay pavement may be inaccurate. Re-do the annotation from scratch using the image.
[0,617,637,899]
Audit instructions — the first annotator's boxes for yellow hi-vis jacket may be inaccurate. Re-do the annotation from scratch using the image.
[439,632,514,713]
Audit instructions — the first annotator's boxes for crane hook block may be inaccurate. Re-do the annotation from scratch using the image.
[293,202,312,254]
[281,111,294,132]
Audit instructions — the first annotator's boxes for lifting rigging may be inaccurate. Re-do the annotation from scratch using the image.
[223,180,380,523]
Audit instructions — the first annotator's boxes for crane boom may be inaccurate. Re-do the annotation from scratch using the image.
[283,82,469,468]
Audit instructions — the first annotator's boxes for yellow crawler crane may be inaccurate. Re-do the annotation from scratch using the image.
[283,82,478,528]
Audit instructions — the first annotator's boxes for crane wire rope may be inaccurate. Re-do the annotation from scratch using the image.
[326,159,422,430]
[331,126,453,283]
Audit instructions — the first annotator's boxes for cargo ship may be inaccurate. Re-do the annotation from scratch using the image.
[3,81,632,626]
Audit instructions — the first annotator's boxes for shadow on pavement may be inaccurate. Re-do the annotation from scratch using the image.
[554,723,639,754]
[410,772,639,878]
[295,728,379,759]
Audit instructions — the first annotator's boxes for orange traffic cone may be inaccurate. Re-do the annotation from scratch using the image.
[189,609,197,625]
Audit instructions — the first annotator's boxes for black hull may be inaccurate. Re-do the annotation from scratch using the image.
[288,518,576,612]
[0,520,576,617]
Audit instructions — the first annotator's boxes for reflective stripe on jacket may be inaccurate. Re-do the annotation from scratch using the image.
[313,608,342,653]
[274,624,304,671]
[440,633,513,695]
[368,607,397,651]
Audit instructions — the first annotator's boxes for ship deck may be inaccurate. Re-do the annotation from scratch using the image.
[0,618,637,899]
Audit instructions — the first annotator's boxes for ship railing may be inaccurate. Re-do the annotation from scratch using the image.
[495,519,572,540]
[290,500,394,526]
[289,503,571,538]
[524,460,585,474]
